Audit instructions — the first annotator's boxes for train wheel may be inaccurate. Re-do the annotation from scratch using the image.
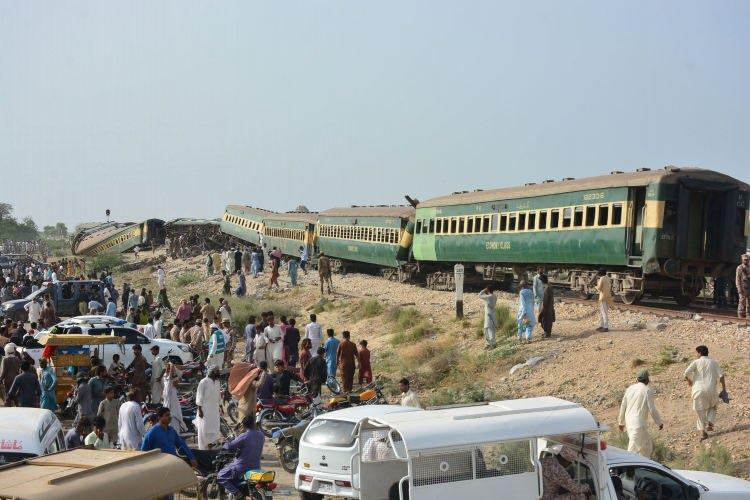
[675,294,692,307]
[621,291,641,305]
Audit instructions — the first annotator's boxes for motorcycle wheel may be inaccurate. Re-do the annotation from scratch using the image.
[220,417,234,439]
[250,490,265,500]
[200,475,226,499]
[226,400,239,424]
[278,438,299,473]
[258,409,284,438]
[326,378,341,395]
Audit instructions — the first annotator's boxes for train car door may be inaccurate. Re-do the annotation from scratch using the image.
[629,188,646,257]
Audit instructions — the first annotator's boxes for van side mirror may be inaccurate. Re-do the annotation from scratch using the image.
[687,484,700,500]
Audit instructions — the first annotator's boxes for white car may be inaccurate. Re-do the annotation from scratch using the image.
[296,405,420,499]
[20,316,193,367]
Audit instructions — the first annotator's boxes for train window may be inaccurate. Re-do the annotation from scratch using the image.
[562,208,572,228]
[450,219,458,234]
[429,219,435,234]
[585,206,596,226]
[573,207,584,227]
[458,218,465,233]
[518,213,526,231]
[491,214,498,232]
[612,204,623,225]
[508,214,517,231]
[466,217,474,233]
[539,211,548,230]
[500,214,508,232]
[482,216,490,233]
[597,205,609,226]
[435,219,442,234]
[528,212,536,230]
[416,220,423,234]
[550,210,560,229]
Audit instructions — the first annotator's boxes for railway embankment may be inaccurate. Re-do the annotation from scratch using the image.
[120,251,750,479]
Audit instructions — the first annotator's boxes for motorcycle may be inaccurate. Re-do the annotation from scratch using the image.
[194,449,276,500]
[256,396,314,438]
[272,418,311,474]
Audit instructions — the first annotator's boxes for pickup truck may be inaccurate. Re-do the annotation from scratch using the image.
[1,280,105,322]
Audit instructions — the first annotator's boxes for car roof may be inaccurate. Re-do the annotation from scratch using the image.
[314,404,420,423]
[603,445,662,467]
[369,397,601,452]
[0,409,60,453]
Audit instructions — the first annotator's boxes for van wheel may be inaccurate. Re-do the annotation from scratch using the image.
[299,492,324,500]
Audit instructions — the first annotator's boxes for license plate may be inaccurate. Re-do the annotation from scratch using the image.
[316,481,334,493]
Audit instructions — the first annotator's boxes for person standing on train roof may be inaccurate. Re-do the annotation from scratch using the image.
[517,281,536,342]
[532,267,546,314]
[736,253,750,319]
[478,285,497,349]
[595,268,613,332]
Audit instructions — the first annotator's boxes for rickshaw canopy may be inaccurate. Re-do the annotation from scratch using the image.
[363,397,604,453]
[37,333,124,346]
[0,448,197,500]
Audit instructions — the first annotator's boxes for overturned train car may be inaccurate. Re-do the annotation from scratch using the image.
[71,219,165,256]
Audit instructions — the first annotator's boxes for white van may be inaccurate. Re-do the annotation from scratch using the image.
[349,397,750,499]
[0,409,66,466]
[296,405,420,499]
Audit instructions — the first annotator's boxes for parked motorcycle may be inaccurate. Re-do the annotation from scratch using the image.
[272,418,311,474]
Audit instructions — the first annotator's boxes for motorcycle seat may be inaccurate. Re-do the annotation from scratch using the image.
[277,404,297,413]
[244,469,275,483]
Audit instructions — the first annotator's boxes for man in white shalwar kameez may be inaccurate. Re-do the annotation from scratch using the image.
[478,286,497,349]
[118,389,145,449]
[195,368,222,449]
[305,314,323,357]
[264,314,284,363]
[150,346,165,404]
[253,329,268,366]
[163,363,185,434]
[618,370,663,457]
[684,345,727,440]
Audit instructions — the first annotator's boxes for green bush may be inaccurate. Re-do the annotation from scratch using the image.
[227,297,298,335]
[175,272,201,288]
[387,306,421,330]
[390,321,435,346]
[91,253,124,273]
[692,444,736,476]
[359,299,384,318]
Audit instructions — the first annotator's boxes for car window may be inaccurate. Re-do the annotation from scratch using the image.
[303,419,356,448]
[90,327,140,344]
[610,466,687,500]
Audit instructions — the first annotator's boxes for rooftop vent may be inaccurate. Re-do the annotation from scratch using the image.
[636,167,651,172]
[473,189,484,192]
[524,182,537,186]
[610,170,624,175]
[542,179,555,183]
[664,165,681,172]
[562,177,575,181]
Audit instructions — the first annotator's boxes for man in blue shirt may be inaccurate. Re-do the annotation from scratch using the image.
[105,297,117,317]
[141,407,198,469]
[217,415,265,497]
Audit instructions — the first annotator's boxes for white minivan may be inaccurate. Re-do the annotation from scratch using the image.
[0,409,66,466]
[348,397,750,499]
[296,405,420,499]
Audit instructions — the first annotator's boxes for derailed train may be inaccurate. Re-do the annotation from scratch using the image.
[71,219,166,257]
[221,167,749,305]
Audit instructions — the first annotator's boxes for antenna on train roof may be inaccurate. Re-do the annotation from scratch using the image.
[404,195,420,208]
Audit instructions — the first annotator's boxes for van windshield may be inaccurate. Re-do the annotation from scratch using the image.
[303,419,356,448]
[0,452,36,465]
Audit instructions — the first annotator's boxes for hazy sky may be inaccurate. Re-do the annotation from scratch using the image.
[1,1,748,228]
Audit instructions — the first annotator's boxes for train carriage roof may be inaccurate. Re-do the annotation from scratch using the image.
[225,204,276,216]
[165,218,219,226]
[320,206,415,218]
[418,167,749,208]
[263,212,319,224]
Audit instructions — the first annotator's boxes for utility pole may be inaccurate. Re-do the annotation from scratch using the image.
[454,263,464,319]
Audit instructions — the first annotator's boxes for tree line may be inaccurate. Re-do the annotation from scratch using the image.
[0,202,68,241]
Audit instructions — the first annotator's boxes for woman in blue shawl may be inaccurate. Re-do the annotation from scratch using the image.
[517,281,536,342]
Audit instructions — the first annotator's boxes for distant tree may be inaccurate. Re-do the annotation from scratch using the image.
[0,202,12,220]
[43,225,57,237]
[55,222,68,238]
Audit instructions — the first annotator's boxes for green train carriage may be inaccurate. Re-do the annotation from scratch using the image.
[412,167,749,304]
[316,206,415,277]
[261,212,318,259]
[220,205,270,247]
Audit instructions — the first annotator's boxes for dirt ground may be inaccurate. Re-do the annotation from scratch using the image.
[118,250,750,484]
